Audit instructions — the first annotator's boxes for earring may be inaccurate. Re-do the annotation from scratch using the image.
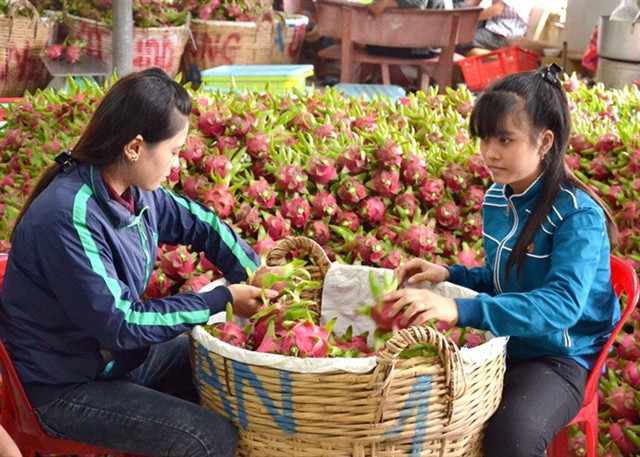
[132,156,138,162]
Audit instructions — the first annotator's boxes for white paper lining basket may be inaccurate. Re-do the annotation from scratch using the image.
[190,261,507,457]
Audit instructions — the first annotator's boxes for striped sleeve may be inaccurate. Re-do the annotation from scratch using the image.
[153,188,260,283]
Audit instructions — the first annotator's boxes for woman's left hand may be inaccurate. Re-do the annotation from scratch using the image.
[381,288,459,327]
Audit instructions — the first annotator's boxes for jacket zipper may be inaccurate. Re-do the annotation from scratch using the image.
[564,329,572,347]
[494,196,519,293]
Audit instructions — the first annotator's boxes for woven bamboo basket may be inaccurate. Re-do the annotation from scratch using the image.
[181,14,308,84]
[63,14,189,77]
[0,0,55,97]
[191,236,506,456]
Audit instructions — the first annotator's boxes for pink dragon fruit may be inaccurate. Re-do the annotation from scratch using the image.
[65,45,83,63]
[305,221,331,245]
[461,213,483,241]
[455,242,484,268]
[461,185,485,212]
[276,164,308,194]
[333,209,360,231]
[439,231,461,257]
[337,177,367,206]
[337,144,367,174]
[202,184,235,218]
[181,135,206,167]
[334,327,370,354]
[228,113,254,138]
[594,132,622,154]
[352,114,377,131]
[569,133,593,153]
[209,304,249,348]
[280,321,331,358]
[200,154,232,179]
[399,223,438,256]
[621,360,640,389]
[419,178,445,207]
[197,110,226,138]
[179,273,212,293]
[160,247,196,281]
[144,271,175,299]
[352,235,385,264]
[245,132,270,160]
[442,163,468,193]
[311,190,338,219]
[253,237,279,256]
[372,169,401,198]
[393,192,419,219]
[198,252,222,277]
[246,178,277,209]
[308,156,337,186]
[435,201,461,230]
[616,332,640,361]
[382,251,404,270]
[264,214,291,241]
[44,44,65,60]
[400,153,427,186]
[609,420,639,455]
[374,140,403,169]
[280,195,311,228]
[234,203,261,236]
[617,201,640,229]
[213,135,237,154]
[376,221,399,242]
[180,176,208,200]
[357,197,386,224]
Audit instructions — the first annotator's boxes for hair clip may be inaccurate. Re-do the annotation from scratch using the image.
[54,151,75,173]
[541,63,563,86]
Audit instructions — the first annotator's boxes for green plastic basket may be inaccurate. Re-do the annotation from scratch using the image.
[201,64,314,92]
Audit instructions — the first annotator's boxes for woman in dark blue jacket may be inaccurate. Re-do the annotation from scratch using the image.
[382,66,620,456]
[0,68,274,455]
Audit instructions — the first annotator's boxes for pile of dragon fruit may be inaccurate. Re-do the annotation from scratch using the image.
[0,78,638,455]
[207,263,471,359]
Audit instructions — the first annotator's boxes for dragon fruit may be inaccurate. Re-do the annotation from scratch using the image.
[308,156,337,186]
[264,214,291,241]
[209,304,249,348]
[435,201,461,230]
[372,169,401,198]
[246,178,277,209]
[616,332,640,361]
[280,195,311,228]
[419,178,445,207]
[609,420,639,455]
[200,154,232,179]
[253,237,279,256]
[305,220,331,246]
[399,223,438,256]
[337,177,367,206]
[160,247,196,281]
[400,153,428,186]
[461,185,485,212]
[337,144,367,174]
[213,135,237,154]
[393,192,419,219]
[333,209,360,232]
[621,360,640,389]
[197,109,226,138]
[179,273,212,293]
[235,203,261,236]
[245,132,270,160]
[357,197,386,224]
[374,140,403,169]
[442,163,468,193]
[334,326,370,354]
[181,135,206,167]
[381,250,404,270]
[144,271,175,299]
[280,321,332,358]
[202,184,235,218]
[276,164,308,194]
[181,175,208,200]
[461,213,483,241]
[311,190,338,219]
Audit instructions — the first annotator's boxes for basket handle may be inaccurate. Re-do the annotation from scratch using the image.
[371,325,467,424]
[7,0,41,39]
[265,236,331,276]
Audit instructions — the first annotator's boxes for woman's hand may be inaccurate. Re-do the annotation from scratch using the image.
[227,284,278,319]
[381,288,459,327]
[395,258,450,286]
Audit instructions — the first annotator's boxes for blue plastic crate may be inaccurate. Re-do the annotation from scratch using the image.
[201,64,314,92]
[334,83,406,101]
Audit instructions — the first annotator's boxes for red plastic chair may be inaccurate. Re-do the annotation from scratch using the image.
[0,252,139,457]
[547,255,640,457]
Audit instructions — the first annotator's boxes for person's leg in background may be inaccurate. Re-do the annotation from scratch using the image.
[483,356,587,457]
[35,335,238,456]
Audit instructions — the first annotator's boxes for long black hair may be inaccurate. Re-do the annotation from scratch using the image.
[11,67,192,239]
[469,68,618,279]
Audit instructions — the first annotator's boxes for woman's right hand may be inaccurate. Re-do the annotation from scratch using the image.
[395,258,450,286]
[227,284,278,319]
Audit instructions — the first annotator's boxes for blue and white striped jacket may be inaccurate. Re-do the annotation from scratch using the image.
[450,175,620,370]
[0,163,259,407]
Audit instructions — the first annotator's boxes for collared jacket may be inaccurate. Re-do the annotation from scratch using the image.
[450,176,619,370]
[0,163,260,407]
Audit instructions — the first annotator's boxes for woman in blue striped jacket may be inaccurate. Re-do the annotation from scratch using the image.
[382,66,620,456]
[0,68,275,456]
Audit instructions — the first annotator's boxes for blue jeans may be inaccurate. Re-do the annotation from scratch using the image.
[34,335,238,456]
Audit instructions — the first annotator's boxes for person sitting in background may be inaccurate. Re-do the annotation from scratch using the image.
[458,0,531,52]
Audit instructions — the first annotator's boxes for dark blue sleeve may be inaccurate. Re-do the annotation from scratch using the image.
[447,264,496,295]
[152,188,260,283]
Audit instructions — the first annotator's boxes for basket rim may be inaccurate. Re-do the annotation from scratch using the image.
[63,12,190,31]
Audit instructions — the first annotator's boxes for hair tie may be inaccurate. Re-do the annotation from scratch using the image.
[54,151,75,172]
[541,63,563,86]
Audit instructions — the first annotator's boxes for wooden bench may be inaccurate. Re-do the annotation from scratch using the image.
[315,1,481,93]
